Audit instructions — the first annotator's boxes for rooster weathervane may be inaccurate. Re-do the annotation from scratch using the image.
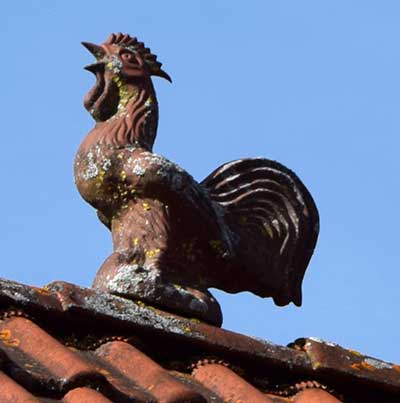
[74,33,319,326]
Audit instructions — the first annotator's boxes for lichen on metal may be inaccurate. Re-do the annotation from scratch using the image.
[75,32,320,326]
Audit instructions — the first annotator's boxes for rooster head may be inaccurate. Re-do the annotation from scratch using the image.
[82,33,171,122]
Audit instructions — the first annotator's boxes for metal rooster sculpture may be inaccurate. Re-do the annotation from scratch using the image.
[75,33,319,326]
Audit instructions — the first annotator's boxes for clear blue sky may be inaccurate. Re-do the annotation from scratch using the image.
[2,1,400,363]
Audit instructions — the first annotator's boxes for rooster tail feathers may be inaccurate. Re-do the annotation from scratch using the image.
[201,158,319,306]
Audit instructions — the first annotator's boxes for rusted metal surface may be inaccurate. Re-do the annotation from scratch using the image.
[74,33,319,325]
[0,278,399,402]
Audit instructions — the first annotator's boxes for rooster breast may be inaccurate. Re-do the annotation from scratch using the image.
[75,144,227,246]
[75,143,195,212]
[74,144,230,275]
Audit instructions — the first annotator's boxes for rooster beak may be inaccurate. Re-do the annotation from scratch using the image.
[81,42,106,59]
[84,62,104,74]
[153,69,172,83]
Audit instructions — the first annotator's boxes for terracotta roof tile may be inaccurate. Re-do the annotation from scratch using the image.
[0,317,97,388]
[96,341,205,403]
[0,371,41,403]
[0,278,398,402]
[293,389,343,403]
[192,362,279,403]
[81,349,156,402]
[63,387,113,403]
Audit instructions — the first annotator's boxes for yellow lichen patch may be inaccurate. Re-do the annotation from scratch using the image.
[146,249,160,258]
[348,349,362,357]
[351,361,376,371]
[264,225,274,239]
[142,202,151,211]
[136,300,146,308]
[94,171,106,191]
[183,326,192,334]
[33,287,52,296]
[113,221,121,232]
[3,338,20,347]
[239,216,247,225]
[360,360,376,371]
[117,83,138,108]
[190,318,201,324]
[209,239,225,257]
[393,365,400,373]
[309,358,321,370]
[120,170,127,181]
[0,329,11,340]
[99,368,110,376]
[209,239,222,249]
[133,237,139,246]
[112,76,122,88]
[135,301,157,311]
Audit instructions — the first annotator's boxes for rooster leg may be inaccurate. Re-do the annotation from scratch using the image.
[92,196,223,325]
[93,249,222,326]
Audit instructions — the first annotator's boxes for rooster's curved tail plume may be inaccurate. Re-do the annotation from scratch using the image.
[202,158,319,306]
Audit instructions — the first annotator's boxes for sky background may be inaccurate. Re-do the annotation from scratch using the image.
[1,1,400,363]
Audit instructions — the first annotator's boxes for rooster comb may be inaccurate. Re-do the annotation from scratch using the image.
[105,32,171,82]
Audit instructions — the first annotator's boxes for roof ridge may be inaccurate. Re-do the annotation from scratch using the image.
[0,277,399,402]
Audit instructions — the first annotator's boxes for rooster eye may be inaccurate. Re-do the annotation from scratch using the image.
[120,52,136,63]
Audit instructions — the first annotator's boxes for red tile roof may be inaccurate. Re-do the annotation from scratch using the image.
[0,278,398,402]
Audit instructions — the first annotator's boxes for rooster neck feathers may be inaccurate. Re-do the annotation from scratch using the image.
[91,81,159,151]
[81,33,170,151]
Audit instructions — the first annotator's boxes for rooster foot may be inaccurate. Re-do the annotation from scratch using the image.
[93,252,222,326]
